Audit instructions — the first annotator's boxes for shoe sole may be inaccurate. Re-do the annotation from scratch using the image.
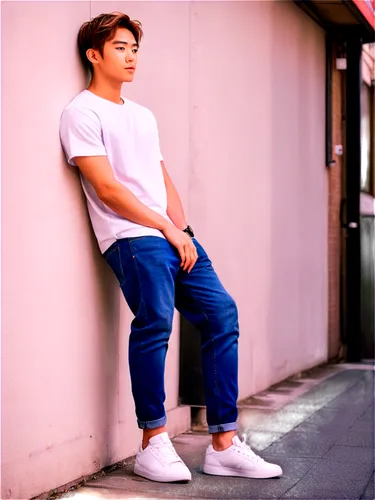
[134,464,192,483]
[202,464,282,479]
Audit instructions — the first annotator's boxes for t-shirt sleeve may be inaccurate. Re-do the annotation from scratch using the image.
[59,107,107,166]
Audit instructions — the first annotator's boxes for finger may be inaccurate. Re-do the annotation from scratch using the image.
[178,245,186,267]
[188,247,198,273]
[183,246,191,271]
[183,244,192,271]
[187,244,196,272]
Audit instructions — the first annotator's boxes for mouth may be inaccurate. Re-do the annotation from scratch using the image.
[125,67,135,72]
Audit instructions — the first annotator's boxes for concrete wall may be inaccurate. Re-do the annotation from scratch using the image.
[1,3,187,498]
[186,0,327,396]
[1,1,327,498]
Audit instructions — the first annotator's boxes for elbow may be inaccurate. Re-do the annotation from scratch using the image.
[97,181,118,203]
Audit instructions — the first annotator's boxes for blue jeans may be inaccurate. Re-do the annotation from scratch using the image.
[103,236,239,433]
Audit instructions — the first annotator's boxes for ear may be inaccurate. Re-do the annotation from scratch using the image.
[86,48,101,66]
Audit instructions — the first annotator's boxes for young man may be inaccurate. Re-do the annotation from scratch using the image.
[59,12,283,483]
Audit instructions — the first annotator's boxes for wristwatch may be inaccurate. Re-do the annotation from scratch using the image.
[183,225,195,238]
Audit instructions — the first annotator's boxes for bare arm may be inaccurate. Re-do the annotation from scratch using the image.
[161,160,187,230]
[74,156,197,271]
[74,156,169,230]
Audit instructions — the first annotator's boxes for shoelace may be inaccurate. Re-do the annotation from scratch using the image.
[237,434,264,463]
[153,442,182,465]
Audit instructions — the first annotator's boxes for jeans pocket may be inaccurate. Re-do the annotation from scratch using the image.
[104,243,126,287]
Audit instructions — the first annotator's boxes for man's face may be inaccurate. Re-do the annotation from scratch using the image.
[98,27,138,83]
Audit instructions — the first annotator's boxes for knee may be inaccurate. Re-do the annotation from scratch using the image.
[224,294,239,327]
[131,312,173,354]
[132,308,174,341]
[145,301,174,336]
[213,293,239,333]
[154,313,174,336]
[147,310,173,339]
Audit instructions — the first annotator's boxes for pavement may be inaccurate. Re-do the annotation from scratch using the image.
[56,364,374,500]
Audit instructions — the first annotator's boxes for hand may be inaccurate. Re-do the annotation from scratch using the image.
[161,224,198,272]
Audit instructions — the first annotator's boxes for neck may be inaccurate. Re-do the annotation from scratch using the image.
[88,75,123,104]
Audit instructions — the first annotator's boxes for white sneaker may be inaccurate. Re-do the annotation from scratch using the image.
[203,434,283,479]
[134,432,192,483]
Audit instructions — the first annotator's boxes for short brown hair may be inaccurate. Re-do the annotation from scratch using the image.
[77,12,143,73]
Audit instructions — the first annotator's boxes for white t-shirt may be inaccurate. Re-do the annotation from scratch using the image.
[59,89,171,253]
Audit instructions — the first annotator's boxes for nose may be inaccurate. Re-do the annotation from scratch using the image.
[126,50,135,63]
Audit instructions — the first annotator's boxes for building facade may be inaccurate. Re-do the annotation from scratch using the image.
[1,1,374,498]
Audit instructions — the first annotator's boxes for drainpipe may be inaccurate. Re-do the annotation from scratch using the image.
[345,31,362,362]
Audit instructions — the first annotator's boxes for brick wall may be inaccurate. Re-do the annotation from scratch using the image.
[327,44,344,360]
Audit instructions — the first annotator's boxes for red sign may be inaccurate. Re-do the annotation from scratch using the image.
[352,0,375,29]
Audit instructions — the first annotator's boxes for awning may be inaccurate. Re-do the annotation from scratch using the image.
[294,0,375,42]
[352,0,375,30]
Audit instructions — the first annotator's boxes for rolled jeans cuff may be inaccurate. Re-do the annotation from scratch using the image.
[208,421,238,434]
[137,415,167,430]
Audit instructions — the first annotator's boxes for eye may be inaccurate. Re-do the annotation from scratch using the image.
[116,47,125,51]
[132,49,138,53]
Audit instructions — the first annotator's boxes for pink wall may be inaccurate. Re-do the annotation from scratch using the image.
[2,1,327,498]
[1,3,187,498]
[187,0,327,396]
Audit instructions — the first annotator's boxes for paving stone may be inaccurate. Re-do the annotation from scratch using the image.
[292,407,362,434]
[283,402,322,415]
[322,444,374,465]
[264,391,374,458]
[326,372,374,409]
[357,405,374,423]
[83,455,317,499]
[294,370,368,406]
[361,473,374,499]
[244,430,285,452]
[238,408,309,433]
[263,429,338,458]
[57,367,375,500]
[69,486,174,499]
[337,418,374,448]
[281,446,373,499]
